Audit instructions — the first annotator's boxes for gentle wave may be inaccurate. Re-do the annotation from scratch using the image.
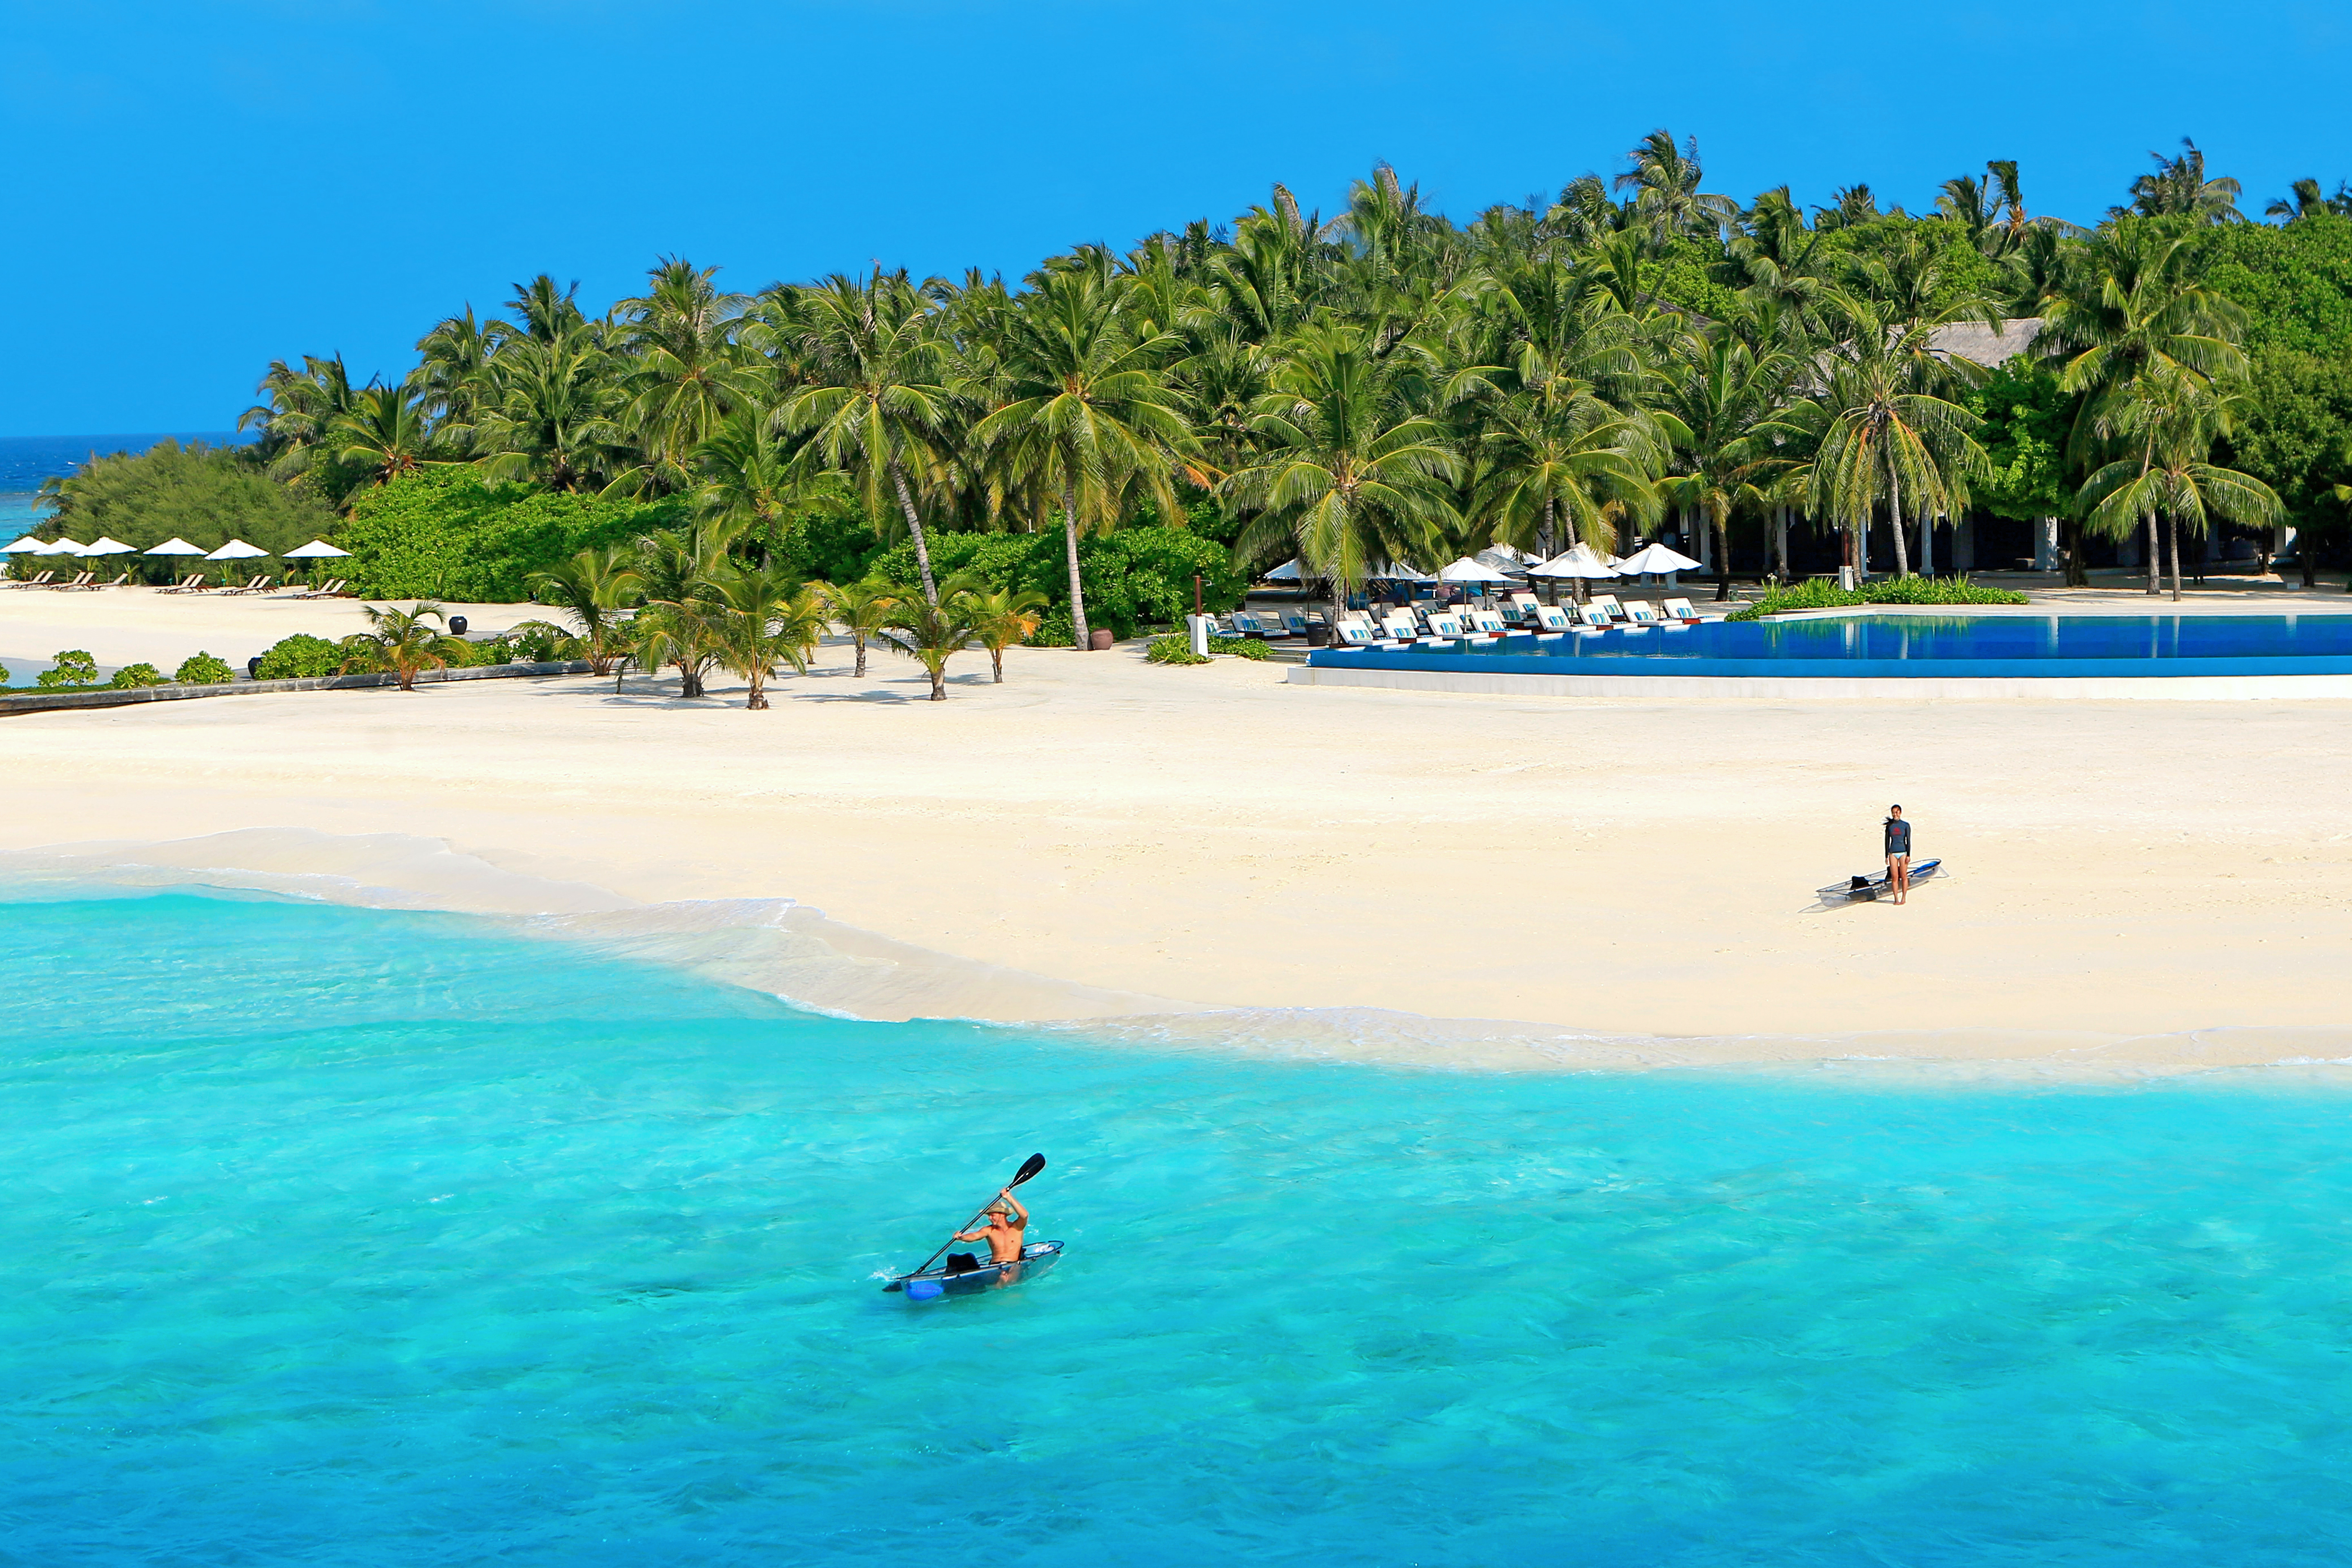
[7,827,2351,1081]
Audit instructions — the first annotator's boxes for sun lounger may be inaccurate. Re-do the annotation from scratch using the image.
[1623,601,1665,626]
[7,570,55,590]
[158,572,205,593]
[1588,594,1628,621]
[1660,597,1720,624]
[43,571,94,591]
[1533,605,1576,632]
[85,573,129,590]
[1576,603,1617,630]
[223,574,272,595]
[1467,609,1509,635]
[1423,612,1467,641]
[292,577,346,599]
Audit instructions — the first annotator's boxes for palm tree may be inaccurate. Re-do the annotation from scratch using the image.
[2080,372,2281,601]
[1614,131,1737,247]
[609,258,760,496]
[2113,139,2244,223]
[812,577,898,678]
[1223,323,1461,630]
[339,603,469,691]
[1780,298,1987,580]
[327,380,438,491]
[960,582,1049,682]
[413,307,503,436]
[472,325,623,492]
[528,546,641,676]
[694,408,805,554]
[2043,224,2251,589]
[879,592,981,700]
[1655,326,1799,599]
[625,599,725,699]
[1472,387,1663,573]
[779,269,958,604]
[973,266,1192,648]
[625,524,734,697]
[710,563,828,709]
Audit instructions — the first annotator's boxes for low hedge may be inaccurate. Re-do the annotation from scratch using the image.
[1726,575,2032,621]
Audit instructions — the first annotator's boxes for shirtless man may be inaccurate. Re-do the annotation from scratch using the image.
[952,1188,1029,1284]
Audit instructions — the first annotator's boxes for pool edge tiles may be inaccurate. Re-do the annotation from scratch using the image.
[1289,663,2352,700]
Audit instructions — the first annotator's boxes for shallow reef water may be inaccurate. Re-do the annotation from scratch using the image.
[5,887,2351,1565]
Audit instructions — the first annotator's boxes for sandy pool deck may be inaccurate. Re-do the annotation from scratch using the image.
[3,585,2350,1072]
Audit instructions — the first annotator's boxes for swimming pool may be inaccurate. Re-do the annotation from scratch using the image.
[1308,612,2352,679]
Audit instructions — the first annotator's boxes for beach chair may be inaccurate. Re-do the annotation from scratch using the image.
[293,577,346,599]
[1575,603,1617,630]
[157,572,204,593]
[44,571,94,592]
[1588,594,1629,622]
[86,573,129,590]
[225,574,272,595]
[1661,597,1719,624]
[7,570,55,590]
[1622,601,1665,626]
[1334,621,1384,649]
[1277,609,1313,638]
[1378,611,1421,642]
[1467,609,1510,636]
[1532,604,1576,633]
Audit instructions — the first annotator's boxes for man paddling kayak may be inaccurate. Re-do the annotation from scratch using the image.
[951,1188,1029,1285]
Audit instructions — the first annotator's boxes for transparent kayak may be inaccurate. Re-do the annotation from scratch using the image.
[1817,858,1941,903]
[885,1240,1064,1300]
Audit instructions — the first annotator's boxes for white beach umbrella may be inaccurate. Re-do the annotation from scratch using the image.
[1437,556,1518,584]
[1615,541,1704,577]
[283,539,350,559]
[81,536,135,556]
[144,537,207,556]
[0,535,49,554]
[1528,545,1622,580]
[36,537,88,556]
[205,538,270,561]
[1368,561,1437,582]
[1263,557,1305,581]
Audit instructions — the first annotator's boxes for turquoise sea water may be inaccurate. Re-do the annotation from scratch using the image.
[7,889,2352,1564]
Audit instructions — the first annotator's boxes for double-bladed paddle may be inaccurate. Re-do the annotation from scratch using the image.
[885,1152,1047,1290]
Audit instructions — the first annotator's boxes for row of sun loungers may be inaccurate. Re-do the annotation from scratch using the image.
[1223,592,1725,648]
[153,575,346,597]
[0,570,130,592]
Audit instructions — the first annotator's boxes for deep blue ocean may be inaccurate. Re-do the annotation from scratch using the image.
[7,886,2351,1565]
[0,431,243,532]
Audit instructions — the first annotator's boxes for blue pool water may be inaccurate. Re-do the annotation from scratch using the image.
[1312,612,2352,678]
[8,888,2352,1564]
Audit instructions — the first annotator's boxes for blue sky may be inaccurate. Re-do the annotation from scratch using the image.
[4,0,2349,434]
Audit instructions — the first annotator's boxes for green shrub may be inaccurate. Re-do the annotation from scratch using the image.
[36,650,99,689]
[870,524,1247,642]
[506,620,583,663]
[107,662,163,689]
[253,633,344,681]
[175,651,236,685]
[1726,575,2031,621]
[1145,633,1210,666]
[339,468,691,602]
[36,439,338,570]
[1207,635,1271,660]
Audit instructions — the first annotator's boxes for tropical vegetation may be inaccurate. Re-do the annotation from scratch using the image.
[26,136,2352,670]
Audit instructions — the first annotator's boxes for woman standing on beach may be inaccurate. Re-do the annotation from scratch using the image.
[1885,806,1911,905]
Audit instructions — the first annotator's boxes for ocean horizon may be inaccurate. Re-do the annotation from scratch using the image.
[0,430,247,520]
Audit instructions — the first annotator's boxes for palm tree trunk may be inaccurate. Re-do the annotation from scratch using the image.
[1540,497,1558,604]
[991,646,1005,682]
[889,459,939,606]
[2165,514,2183,603]
[747,672,768,710]
[1888,470,1911,578]
[852,633,868,679]
[1061,482,1092,650]
[1917,505,1934,579]
[2144,512,2159,594]
[929,662,946,700]
[1712,504,1732,602]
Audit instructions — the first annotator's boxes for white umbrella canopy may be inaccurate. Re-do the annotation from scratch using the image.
[144,537,207,556]
[1529,545,1623,580]
[1616,541,1704,577]
[283,539,351,559]
[1437,556,1518,584]
[1263,557,1305,581]
[0,535,50,554]
[205,538,270,561]
[1367,561,1436,583]
[35,538,88,556]
[81,536,135,556]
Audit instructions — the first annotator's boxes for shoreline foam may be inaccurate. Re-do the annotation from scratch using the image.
[10,827,2352,1083]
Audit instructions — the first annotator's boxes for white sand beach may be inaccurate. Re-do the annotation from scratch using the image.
[4,584,2351,1071]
